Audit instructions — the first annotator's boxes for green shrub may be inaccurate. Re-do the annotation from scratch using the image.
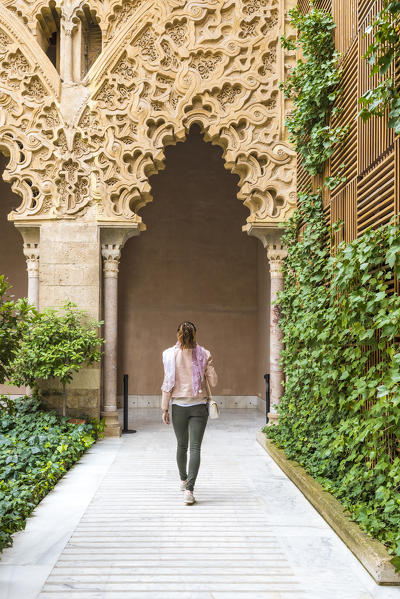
[0,395,104,551]
[11,300,104,417]
[0,275,33,385]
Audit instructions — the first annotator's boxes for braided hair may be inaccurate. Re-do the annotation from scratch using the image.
[177,321,197,349]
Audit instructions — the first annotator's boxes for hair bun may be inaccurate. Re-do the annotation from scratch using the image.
[177,321,197,349]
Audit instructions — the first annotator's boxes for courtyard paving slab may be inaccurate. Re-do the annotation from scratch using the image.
[1,408,400,599]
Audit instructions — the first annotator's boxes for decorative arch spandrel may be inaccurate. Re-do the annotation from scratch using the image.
[0,0,296,228]
[0,2,64,221]
[80,0,296,229]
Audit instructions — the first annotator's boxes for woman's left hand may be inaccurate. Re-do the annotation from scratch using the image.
[162,410,170,425]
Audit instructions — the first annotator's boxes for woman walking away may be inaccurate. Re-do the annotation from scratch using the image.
[161,321,218,505]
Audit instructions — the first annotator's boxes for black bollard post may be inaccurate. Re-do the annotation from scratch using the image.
[264,373,270,425]
[122,374,136,434]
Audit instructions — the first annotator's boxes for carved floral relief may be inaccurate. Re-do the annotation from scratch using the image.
[0,0,296,228]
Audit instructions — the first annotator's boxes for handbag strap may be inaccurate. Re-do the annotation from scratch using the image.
[204,375,212,400]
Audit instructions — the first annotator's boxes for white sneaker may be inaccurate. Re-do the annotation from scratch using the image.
[184,490,195,504]
[180,479,187,491]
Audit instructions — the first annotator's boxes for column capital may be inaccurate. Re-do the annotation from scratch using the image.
[15,224,41,277]
[23,242,40,277]
[101,244,121,278]
[267,245,288,278]
[100,224,140,279]
[244,222,285,250]
[14,224,41,309]
[244,223,287,277]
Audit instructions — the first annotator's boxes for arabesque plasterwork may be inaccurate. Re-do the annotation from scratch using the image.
[0,0,296,231]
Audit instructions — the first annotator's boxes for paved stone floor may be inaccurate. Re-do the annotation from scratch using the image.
[1,408,400,599]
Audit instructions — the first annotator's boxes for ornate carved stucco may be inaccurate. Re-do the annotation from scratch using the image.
[0,0,296,230]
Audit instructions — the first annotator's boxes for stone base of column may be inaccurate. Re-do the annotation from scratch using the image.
[102,411,122,437]
[267,412,279,426]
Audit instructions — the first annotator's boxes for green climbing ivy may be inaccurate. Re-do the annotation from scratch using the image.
[358,0,400,134]
[265,195,400,566]
[267,0,400,571]
[280,6,348,175]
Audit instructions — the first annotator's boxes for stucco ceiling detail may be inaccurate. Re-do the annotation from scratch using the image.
[0,0,296,229]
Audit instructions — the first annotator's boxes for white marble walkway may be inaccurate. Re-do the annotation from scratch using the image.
[1,408,400,599]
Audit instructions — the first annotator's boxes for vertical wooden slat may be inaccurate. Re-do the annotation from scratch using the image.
[333,0,357,55]
[331,179,358,247]
[395,138,400,295]
[358,0,395,176]
[395,138,400,219]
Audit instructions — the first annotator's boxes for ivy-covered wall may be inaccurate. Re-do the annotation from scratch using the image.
[265,194,400,564]
[265,2,400,567]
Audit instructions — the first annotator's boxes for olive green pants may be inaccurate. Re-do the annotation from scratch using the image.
[171,403,208,491]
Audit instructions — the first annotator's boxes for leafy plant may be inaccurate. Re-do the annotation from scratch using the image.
[280,5,348,175]
[0,276,33,385]
[358,1,400,134]
[265,193,400,562]
[11,301,104,416]
[0,395,103,551]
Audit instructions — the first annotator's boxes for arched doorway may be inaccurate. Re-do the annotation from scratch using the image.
[117,126,269,406]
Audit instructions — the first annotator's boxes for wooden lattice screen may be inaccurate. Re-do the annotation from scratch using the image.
[295,0,400,461]
[296,0,399,242]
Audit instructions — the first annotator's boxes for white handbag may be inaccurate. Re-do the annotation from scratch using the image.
[205,376,219,419]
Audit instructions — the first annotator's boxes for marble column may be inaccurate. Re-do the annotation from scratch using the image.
[244,224,287,425]
[101,244,122,437]
[16,225,41,397]
[22,243,40,308]
[15,225,41,309]
[100,225,140,437]
[266,246,287,425]
[61,22,74,83]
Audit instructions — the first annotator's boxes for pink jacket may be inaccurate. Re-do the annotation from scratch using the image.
[161,347,218,411]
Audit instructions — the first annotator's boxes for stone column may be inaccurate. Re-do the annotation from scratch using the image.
[101,244,122,437]
[15,225,41,309]
[15,225,41,397]
[100,226,140,437]
[61,22,74,83]
[245,224,287,425]
[266,246,287,425]
[23,243,40,308]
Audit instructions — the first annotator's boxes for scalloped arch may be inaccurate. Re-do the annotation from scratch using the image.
[0,0,296,227]
[80,0,296,229]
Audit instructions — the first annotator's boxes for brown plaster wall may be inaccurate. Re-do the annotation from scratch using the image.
[118,127,268,397]
[0,155,28,395]
[0,135,270,402]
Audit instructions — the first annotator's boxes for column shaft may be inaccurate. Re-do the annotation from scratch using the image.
[100,226,139,437]
[62,27,74,82]
[23,242,39,309]
[243,224,287,425]
[267,247,287,425]
[102,245,122,437]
